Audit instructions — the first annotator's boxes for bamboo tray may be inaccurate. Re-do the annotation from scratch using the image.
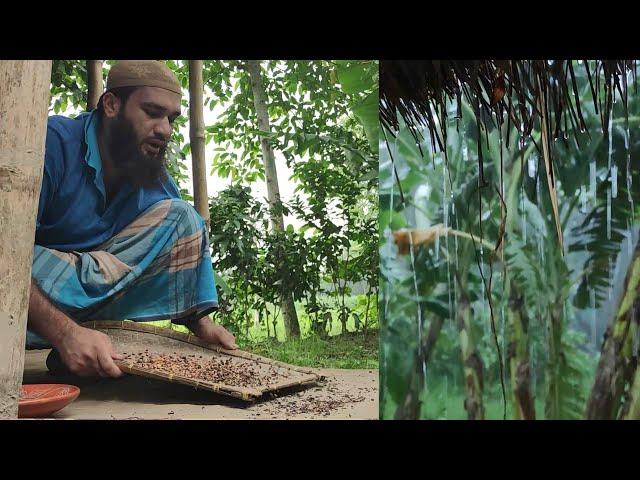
[85,321,321,402]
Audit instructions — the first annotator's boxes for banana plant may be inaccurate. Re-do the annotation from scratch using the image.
[382,61,640,419]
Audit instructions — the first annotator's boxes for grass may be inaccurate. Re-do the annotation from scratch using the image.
[139,297,379,370]
[239,295,378,342]
[380,387,538,420]
[419,386,545,420]
[246,331,379,369]
[382,381,592,420]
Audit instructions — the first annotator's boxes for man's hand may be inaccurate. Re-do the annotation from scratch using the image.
[191,317,237,350]
[28,280,123,378]
[56,323,124,378]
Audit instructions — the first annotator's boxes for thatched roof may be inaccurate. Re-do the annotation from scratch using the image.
[380,60,637,166]
[381,60,638,251]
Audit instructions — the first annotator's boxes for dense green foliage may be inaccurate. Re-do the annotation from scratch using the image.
[48,60,378,366]
[380,61,640,418]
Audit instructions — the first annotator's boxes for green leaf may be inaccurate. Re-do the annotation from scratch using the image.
[335,62,374,95]
[422,299,450,319]
[213,270,231,294]
[380,210,406,236]
[359,169,378,182]
[351,89,379,152]
[385,319,418,404]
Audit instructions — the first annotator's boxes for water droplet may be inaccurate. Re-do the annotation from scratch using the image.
[580,185,587,213]
[590,161,597,206]
[608,115,613,170]
[528,154,538,178]
[607,187,612,240]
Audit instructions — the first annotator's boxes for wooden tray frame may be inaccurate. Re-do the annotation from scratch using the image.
[86,321,321,402]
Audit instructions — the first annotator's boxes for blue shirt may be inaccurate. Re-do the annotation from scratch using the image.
[36,111,182,251]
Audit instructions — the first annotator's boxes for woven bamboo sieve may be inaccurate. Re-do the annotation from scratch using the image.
[86,321,321,401]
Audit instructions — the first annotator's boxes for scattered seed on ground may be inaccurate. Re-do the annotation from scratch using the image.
[249,377,368,417]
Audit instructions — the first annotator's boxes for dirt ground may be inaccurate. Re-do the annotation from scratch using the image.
[22,349,379,420]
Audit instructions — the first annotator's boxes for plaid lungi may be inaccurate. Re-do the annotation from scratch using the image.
[26,199,218,348]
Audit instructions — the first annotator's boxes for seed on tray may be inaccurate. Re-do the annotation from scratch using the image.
[120,351,285,388]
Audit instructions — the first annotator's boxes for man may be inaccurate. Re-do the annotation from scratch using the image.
[28,60,236,378]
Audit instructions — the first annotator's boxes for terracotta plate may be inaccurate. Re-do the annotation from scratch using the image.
[19,384,80,418]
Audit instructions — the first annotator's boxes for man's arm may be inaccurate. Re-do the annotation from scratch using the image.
[30,122,123,378]
[28,280,75,347]
[28,280,123,377]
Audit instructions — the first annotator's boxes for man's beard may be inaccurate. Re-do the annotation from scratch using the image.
[106,112,168,189]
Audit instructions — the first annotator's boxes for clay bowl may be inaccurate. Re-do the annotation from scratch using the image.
[18,384,80,418]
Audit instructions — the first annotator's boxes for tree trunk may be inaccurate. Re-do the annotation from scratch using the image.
[457,282,485,420]
[394,351,424,420]
[422,315,444,367]
[624,359,640,419]
[544,304,565,419]
[263,311,270,338]
[394,314,444,419]
[280,294,300,338]
[585,242,640,419]
[188,60,210,233]
[619,312,639,419]
[340,308,348,335]
[363,287,372,340]
[246,60,299,338]
[507,280,536,420]
[0,60,52,418]
[86,60,103,111]
[273,316,278,339]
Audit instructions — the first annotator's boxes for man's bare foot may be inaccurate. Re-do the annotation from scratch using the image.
[191,318,237,349]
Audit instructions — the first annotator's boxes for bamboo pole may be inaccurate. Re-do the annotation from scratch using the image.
[0,60,52,418]
[188,60,210,233]
[87,60,103,111]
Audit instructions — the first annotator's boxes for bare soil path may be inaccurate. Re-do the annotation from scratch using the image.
[22,349,378,420]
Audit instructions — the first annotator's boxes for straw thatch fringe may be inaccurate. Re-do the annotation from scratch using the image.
[381,60,637,177]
